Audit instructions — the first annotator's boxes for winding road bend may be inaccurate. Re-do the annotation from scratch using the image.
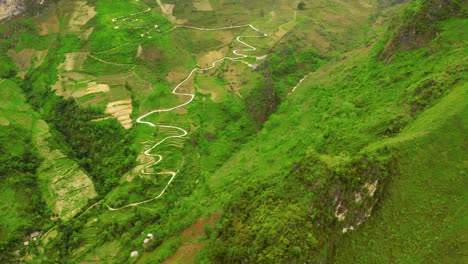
[107,21,268,211]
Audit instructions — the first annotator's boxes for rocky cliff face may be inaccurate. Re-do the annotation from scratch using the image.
[0,0,48,23]
[379,0,464,60]
[0,0,25,22]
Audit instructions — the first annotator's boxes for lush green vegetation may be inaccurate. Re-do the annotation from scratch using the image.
[16,31,138,194]
[199,1,466,263]
[0,0,465,263]
[46,98,137,193]
[0,124,41,185]
[246,45,324,126]
[0,124,49,260]
[0,80,51,262]
[333,87,467,263]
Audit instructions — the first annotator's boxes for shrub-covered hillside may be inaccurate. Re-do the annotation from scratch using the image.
[202,0,467,262]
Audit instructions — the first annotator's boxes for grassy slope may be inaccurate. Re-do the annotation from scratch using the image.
[0,80,39,244]
[194,3,467,262]
[332,10,467,262]
[334,84,467,263]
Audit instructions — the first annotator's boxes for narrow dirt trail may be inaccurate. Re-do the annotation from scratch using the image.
[289,73,310,94]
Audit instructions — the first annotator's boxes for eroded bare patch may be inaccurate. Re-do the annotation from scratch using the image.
[193,0,213,11]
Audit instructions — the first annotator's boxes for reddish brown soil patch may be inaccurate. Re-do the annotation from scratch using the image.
[39,14,60,35]
[162,211,221,264]
[182,211,221,239]
[162,242,204,264]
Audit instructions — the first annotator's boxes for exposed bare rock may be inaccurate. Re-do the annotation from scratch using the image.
[0,0,50,23]
[0,0,25,22]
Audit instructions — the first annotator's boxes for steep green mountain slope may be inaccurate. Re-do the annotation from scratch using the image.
[0,0,465,263]
[0,80,46,250]
[198,1,466,262]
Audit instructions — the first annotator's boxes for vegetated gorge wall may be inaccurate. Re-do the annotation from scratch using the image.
[0,0,50,22]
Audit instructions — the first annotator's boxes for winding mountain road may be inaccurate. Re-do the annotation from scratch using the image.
[106,22,268,211]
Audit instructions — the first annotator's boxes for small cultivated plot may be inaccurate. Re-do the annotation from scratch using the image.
[57,0,96,38]
[164,26,242,72]
[0,116,9,126]
[71,224,99,257]
[81,54,135,76]
[275,13,296,38]
[96,72,135,86]
[0,80,32,111]
[58,52,88,72]
[132,152,156,178]
[74,92,109,109]
[193,0,214,11]
[0,79,36,130]
[52,74,111,105]
[7,48,48,77]
[91,44,140,66]
[140,113,192,137]
[104,98,133,129]
[83,82,110,95]
[177,1,252,27]
[181,29,225,55]
[37,155,97,220]
[1,110,34,131]
[36,6,60,36]
[0,81,36,139]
